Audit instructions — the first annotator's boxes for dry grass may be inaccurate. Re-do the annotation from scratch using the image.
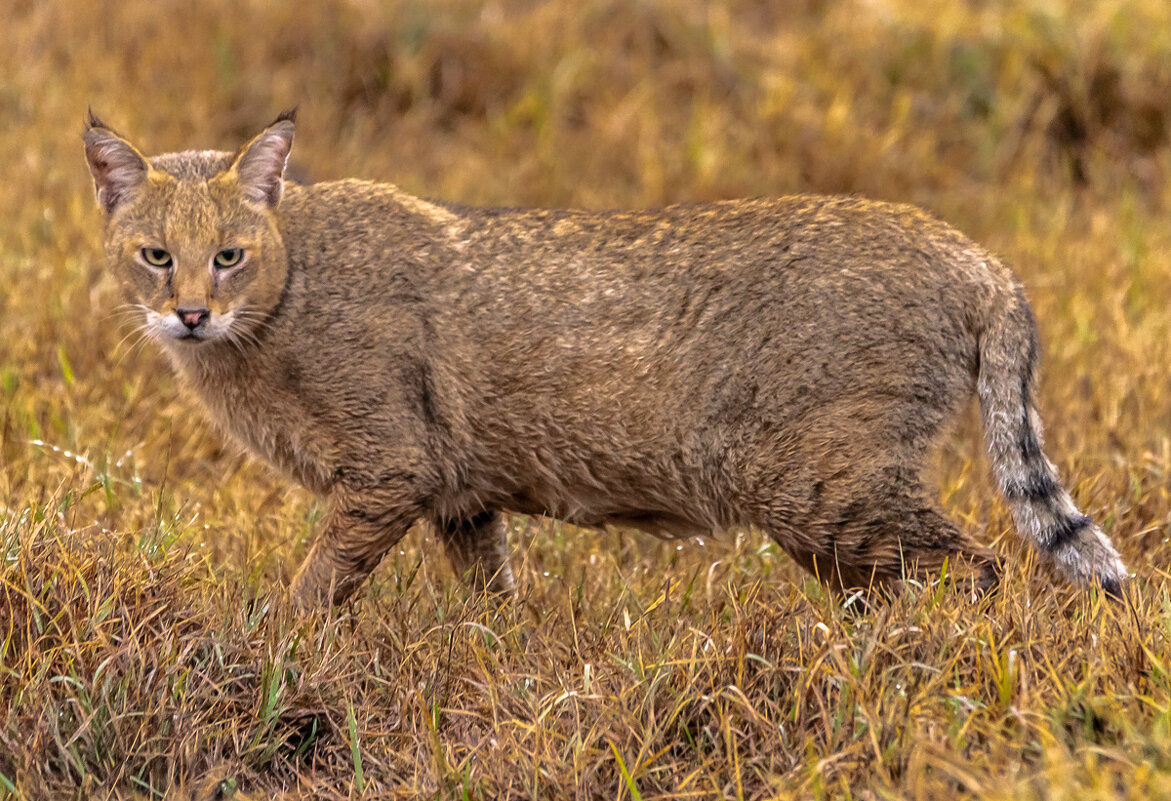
[3,0,1171,797]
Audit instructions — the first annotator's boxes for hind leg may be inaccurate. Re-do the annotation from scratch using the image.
[772,503,1000,599]
[758,463,1000,599]
[840,503,998,597]
[437,510,515,594]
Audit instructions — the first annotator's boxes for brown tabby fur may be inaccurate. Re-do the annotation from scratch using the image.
[84,111,1128,608]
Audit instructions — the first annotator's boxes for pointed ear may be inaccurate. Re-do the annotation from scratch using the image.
[83,113,149,214]
[231,110,296,208]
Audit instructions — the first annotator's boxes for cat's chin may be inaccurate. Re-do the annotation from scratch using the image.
[160,328,222,347]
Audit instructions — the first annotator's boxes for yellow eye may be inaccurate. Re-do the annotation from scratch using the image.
[214,248,244,269]
[141,247,172,268]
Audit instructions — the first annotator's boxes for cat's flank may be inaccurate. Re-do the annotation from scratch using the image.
[84,111,1127,607]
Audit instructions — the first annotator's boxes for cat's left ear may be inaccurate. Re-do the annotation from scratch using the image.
[231,109,296,208]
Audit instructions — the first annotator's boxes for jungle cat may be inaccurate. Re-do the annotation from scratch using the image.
[83,110,1128,607]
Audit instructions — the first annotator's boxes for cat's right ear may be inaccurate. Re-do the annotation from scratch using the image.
[83,112,149,214]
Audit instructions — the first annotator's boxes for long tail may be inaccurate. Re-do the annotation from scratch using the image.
[977,284,1127,595]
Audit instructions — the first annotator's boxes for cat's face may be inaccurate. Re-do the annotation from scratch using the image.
[84,113,295,350]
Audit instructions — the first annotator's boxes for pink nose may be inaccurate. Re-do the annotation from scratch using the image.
[176,307,209,330]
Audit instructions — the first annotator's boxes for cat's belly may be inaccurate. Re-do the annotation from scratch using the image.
[444,476,723,540]
[510,498,715,539]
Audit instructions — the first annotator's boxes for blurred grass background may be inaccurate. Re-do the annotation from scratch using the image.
[3,0,1171,798]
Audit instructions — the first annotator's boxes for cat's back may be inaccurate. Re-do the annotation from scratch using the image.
[281,183,1012,306]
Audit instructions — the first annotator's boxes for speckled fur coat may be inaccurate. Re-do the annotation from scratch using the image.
[84,112,1127,607]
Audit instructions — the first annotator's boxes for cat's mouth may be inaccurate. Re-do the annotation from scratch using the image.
[143,309,226,344]
[172,326,227,343]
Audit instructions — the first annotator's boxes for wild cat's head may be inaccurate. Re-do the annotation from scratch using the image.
[84,111,295,347]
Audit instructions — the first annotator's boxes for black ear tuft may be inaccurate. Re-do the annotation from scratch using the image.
[273,106,299,126]
[84,109,130,141]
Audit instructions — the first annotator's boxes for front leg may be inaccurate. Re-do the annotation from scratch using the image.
[290,484,424,610]
[438,510,515,595]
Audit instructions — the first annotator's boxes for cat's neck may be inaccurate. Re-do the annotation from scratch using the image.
[162,337,258,390]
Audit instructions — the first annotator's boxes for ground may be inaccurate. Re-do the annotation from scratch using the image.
[2,1,1171,798]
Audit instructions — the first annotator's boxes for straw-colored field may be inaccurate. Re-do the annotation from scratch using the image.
[3,1,1171,798]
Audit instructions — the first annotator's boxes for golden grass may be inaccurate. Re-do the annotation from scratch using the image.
[3,0,1171,797]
